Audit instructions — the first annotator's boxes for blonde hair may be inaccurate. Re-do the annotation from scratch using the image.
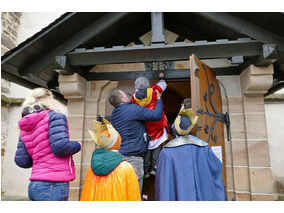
[22,88,68,116]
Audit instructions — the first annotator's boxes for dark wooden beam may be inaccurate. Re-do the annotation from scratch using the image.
[238,57,258,74]
[67,39,263,65]
[54,56,73,75]
[85,70,189,81]
[197,12,284,51]
[20,12,130,77]
[1,70,48,89]
[255,44,279,66]
[1,13,76,65]
[151,12,165,44]
[83,67,240,81]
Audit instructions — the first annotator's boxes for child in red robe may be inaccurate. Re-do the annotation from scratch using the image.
[131,72,169,178]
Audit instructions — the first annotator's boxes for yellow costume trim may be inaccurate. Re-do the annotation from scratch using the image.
[135,88,153,107]
[88,119,120,150]
[174,108,198,135]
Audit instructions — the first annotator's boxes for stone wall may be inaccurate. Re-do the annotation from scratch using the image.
[1,12,22,185]
[218,65,275,201]
[1,12,22,52]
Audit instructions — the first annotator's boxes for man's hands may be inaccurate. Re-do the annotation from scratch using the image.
[156,90,161,99]
[157,72,164,99]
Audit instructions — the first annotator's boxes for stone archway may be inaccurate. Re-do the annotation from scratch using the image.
[162,81,191,124]
[143,80,191,201]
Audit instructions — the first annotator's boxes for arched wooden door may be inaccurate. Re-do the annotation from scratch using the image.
[190,54,227,191]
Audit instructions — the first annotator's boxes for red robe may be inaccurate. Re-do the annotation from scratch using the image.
[131,84,169,142]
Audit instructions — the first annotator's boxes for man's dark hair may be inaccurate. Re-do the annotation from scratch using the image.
[109,89,122,108]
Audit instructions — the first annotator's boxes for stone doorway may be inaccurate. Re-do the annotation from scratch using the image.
[142,80,191,201]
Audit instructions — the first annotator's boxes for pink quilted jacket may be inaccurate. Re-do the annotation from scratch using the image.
[18,110,78,181]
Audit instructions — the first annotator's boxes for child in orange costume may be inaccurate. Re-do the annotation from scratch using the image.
[80,119,141,201]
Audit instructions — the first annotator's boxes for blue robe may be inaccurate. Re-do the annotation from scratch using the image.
[155,135,227,201]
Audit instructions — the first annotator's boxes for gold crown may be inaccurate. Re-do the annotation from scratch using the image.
[174,106,198,135]
[88,118,121,150]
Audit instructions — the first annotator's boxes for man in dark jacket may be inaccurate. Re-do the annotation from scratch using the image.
[109,88,163,194]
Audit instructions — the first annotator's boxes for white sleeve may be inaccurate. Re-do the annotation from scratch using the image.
[157,80,167,92]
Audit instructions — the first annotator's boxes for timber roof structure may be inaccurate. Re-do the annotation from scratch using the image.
[2,12,284,99]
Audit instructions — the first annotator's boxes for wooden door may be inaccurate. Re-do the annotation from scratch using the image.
[190,54,227,191]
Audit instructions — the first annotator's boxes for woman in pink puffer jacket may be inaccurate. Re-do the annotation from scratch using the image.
[14,88,81,201]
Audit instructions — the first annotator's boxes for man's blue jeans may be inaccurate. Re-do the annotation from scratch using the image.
[122,155,144,195]
[28,180,69,201]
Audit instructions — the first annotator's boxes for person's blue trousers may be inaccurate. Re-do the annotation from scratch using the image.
[28,180,69,201]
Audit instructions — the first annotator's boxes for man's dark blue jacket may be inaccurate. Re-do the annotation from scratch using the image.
[111,99,163,156]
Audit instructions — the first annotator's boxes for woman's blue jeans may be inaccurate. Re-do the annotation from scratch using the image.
[28,180,69,201]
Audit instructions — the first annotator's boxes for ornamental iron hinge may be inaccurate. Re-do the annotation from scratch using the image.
[196,63,231,143]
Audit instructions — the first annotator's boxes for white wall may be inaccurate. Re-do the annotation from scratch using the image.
[265,101,284,191]
[2,107,31,197]
[265,88,284,196]
[17,12,63,44]
[2,12,64,198]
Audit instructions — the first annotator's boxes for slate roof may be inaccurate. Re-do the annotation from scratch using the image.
[2,12,284,99]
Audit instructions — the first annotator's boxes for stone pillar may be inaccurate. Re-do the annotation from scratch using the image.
[218,75,250,201]
[58,73,119,200]
[219,64,274,201]
[79,80,118,196]
[58,73,87,201]
[239,64,274,201]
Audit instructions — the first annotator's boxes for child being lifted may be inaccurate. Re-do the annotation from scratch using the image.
[131,72,169,178]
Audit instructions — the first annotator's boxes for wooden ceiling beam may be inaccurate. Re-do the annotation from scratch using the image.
[19,12,130,77]
[67,39,263,65]
[197,12,284,51]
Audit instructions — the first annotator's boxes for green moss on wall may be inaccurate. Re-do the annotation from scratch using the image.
[1,94,24,106]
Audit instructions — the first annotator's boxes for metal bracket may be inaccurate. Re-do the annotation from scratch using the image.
[144,61,174,71]
[197,103,231,142]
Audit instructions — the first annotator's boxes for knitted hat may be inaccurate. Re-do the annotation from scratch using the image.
[135,87,148,99]
[172,106,198,136]
[135,77,150,90]
[88,118,121,150]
